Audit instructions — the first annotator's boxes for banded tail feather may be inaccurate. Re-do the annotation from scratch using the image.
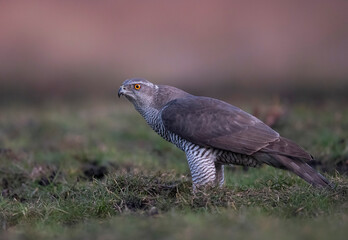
[271,155,334,188]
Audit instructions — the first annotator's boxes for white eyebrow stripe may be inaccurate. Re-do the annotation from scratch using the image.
[138,82,154,87]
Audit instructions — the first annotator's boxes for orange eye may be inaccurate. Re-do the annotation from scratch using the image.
[134,84,141,90]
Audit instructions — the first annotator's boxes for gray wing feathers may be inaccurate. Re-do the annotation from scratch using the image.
[261,137,313,160]
[161,96,313,161]
[161,96,280,155]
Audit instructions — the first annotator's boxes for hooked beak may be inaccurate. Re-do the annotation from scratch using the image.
[118,86,125,98]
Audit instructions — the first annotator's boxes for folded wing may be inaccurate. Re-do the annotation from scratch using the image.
[161,96,280,155]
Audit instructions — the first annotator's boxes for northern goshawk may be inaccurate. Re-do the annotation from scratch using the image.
[118,78,332,190]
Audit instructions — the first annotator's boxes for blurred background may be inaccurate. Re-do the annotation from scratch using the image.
[1,2,348,237]
[0,0,347,104]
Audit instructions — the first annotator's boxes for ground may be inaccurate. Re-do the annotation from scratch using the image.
[0,98,347,240]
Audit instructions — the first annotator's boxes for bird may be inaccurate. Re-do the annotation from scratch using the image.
[118,78,333,191]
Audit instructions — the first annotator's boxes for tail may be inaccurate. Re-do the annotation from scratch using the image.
[271,155,334,188]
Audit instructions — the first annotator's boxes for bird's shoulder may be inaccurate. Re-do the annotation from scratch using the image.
[161,95,271,130]
[154,85,192,110]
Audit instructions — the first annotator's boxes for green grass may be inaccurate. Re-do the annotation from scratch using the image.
[0,100,347,239]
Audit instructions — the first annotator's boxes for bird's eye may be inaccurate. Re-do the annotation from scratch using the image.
[134,84,141,90]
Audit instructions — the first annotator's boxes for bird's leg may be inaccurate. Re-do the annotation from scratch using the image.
[214,163,224,187]
[185,150,217,191]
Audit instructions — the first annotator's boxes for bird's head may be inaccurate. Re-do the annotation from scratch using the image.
[118,78,159,109]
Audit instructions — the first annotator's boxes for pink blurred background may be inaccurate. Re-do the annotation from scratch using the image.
[0,0,347,101]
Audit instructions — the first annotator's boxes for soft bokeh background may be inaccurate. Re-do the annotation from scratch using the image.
[0,0,347,103]
[1,2,348,239]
